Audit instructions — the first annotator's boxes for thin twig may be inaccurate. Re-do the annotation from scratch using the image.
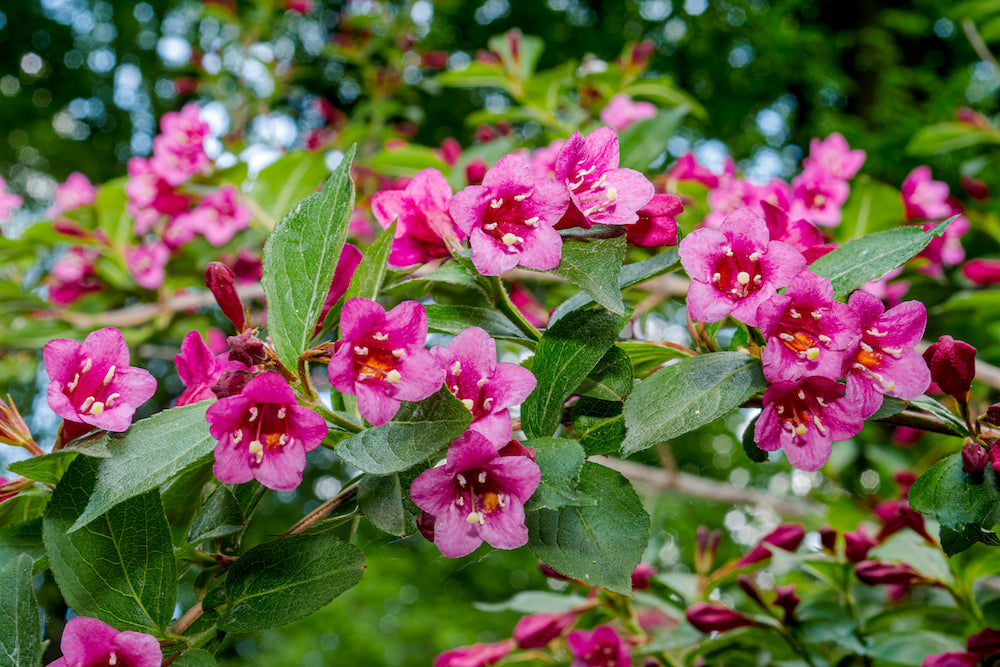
[963,18,1000,70]
[286,481,360,535]
[170,601,204,636]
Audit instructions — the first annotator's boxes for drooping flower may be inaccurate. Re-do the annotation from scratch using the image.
[327,298,444,426]
[514,610,580,648]
[44,327,157,432]
[757,271,860,382]
[678,207,806,327]
[449,154,569,275]
[48,172,97,217]
[371,168,466,267]
[902,166,952,221]
[48,247,102,305]
[686,603,753,634]
[736,523,806,566]
[175,330,246,406]
[566,625,632,667]
[206,372,327,491]
[802,133,866,181]
[626,194,682,248]
[126,242,171,290]
[754,376,864,471]
[555,126,655,229]
[843,291,930,418]
[599,94,657,131]
[410,431,540,558]
[789,166,850,228]
[434,640,514,667]
[46,616,162,667]
[0,176,23,222]
[431,326,537,448]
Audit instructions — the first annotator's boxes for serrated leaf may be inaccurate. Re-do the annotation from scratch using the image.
[618,106,689,171]
[550,236,627,315]
[43,456,176,634]
[263,145,356,370]
[337,388,472,474]
[70,402,217,531]
[187,486,245,544]
[910,454,1000,541]
[809,217,955,298]
[909,394,970,436]
[621,352,766,455]
[578,345,634,400]
[218,534,364,632]
[527,462,649,594]
[7,450,78,484]
[570,398,626,456]
[426,304,533,344]
[344,221,395,303]
[523,438,593,511]
[0,553,41,667]
[249,150,331,224]
[358,471,420,537]
[522,307,630,438]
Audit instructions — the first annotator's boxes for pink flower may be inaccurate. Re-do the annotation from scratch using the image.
[410,431,540,558]
[46,616,161,667]
[48,172,97,216]
[664,152,723,189]
[789,167,850,227]
[844,526,878,563]
[206,372,327,491]
[431,326,537,448]
[566,625,632,667]
[757,271,860,382]
[514,610,580,648]
[285,0,315,13]
[125,157,190,235]
[434,640,514,667]
[802,133,866,181]
[0,176,23,221]
[630,562,657,590]
[126,242,170,290]
[44,327,157,432]
[704,176,760,229]
[686,603,753,634]
[371,168,465,267]
[736,523,806,566]
[761,201,837,263]
[450,154,569,275]
[175,330,246,406]
[962,258,1000,285]
[921,654,980,667]
[754,376,864,471]
[626,194,682,248]
[556,127,654,228]
[917,214,969,277]
[0,476,15,503]
[678,208,806,327]
[327,298,444,426]
[150,103,211,185]
[171,186,251,247]
[902,166,952,221]
[530,140,564,178]
[48,247,102,305]
[843,291,930,418]
[599,94,657,131]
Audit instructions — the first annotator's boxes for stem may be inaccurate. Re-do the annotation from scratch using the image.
[170,601,203,636]
[314,403,363,434]
[297,356,317,402]
[287,481,360,535]
[489,276,542,342]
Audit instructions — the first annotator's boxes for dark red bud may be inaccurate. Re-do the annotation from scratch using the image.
[465,158,488,186]
[631,562,657,590]
[629,41,656,69]
[438,138,462,166]
[416,510,435,543]
[206,262,246,332]
[736,523,805,566]
[921,653,980,667]
[512,610,578,649]
[986,404,1000,427]
[227,329,268,367]
[773,585,800,625]
[960,174,989,200]
[843,527,878,563]
[989,443,1000,474]
[818,525,837,552]
[736,575,767,609]
[854,560,929,587]
[475,125,498,143]
[962,442,989,473]
[923,335,977,400]
[685,603,753,633]
[966,627,1000,655]
[420,50,449,69]
[211,369,252,398]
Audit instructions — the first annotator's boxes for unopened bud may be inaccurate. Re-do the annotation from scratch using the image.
[818,525,837,552]
[967,627,1000,655]
[843,527,878,563]
[986,403,1000,427]
[964,259,1000,287]
[205,262,246,332]
[773,585,800,625]
[465,158,488,186]
[416,510,435,543]
[628,40,655,69]
[685,603,753,633]
[211,369,252,399]
[956,106,991,128]
[513,610,578,649]
[960,174,989,200]
[923,335,977,401]
[227,329,268,367]
[854,560,929,587]
[631,562,657,590]
[962,442,989,474]
[736,575,767,610]
[627,194,682,248]
[736,523,805,566]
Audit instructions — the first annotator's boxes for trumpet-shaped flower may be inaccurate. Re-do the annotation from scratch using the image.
[46,616,161,667]
[566,625,632,667]
[802,133,866,181]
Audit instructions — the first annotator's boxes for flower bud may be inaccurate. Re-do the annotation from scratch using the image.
[434,640,513,667]
[626,194,682,248]
[966,627,1000,656]
[818,525,838,552]
[956,106,991,128]
[211,369,253,399]
[737,575,767,610]
[227,329,268,367]
[465,158,488,186]
[962,442,989,473]
[736,523,805,566]
[854,560,929,587]
[960,174,989,200]
[205,261,246,332]
[843,527,878,563]
[922,335,977,401]
[921,652,979,667]
[686,602,753,633]
[964,259,1000,287]
[986,404,1000,427]
[416,510,435,543]
[631,562,657,590]
[513,610,578,649]
[773,585,800,625]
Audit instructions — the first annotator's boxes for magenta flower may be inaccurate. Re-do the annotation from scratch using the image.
[802,133,866,181]
[736,523,805,566]
[626,194,682,248]
[917,214,969,277]
[843,291,930,418]
[962,258,1000,285]
[679,207,806,327]
[757,271,860,382]
[150,103,211,185]
[46,616,161,667]
[175,330,246,406]
[313,243,363,336]
[902,166,952,220]
[789,166,850,227]
[704,175,760,229]
[761,201,838,263]
[599,94,657,131]
[48,172,97,217]
[44,327,157,432]
[410,431,540,558]
[665,152,722,189]
[514,610,580,648]
[921,653,980,667]
[555,127,655,228]
[327,298,444,426]
[434,640,514,667]
[844,526,878,563]
[371,168,466,267]
[206,372,327,491]
[754,376,864,471]
[48,247,102,305]
[126,242,170,290]
[0,476,15,503]
[171,186,251,247]
[0,176,23,221]
[529,139,564,178]
[566,625,632,667]
[431,326,537,448]
[449,154,569,275]
[125,156,190,235]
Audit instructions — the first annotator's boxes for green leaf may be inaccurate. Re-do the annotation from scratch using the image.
[570,398,626,456]
[358,471,420,537]
[262,145,356,370]
[0,522,44,566]
[871,395,908,420]
[369,145,450,177]
[618,106,689,171]
[344,221,396,303]
[836,176,905,241]
[0,554,41,667]
[550,235,627,315]
[475,591,588,614]
[619,340,693,376]
[621,352,765,455]
[0,484,51,529]
[43,455,177,634]
[809,217,956,298]
[527,462,649,594]
[522,306,630,438]
[742,416,768,463]
[909,394,970,436]
[7,451,78,484]
[910,453,1000,548]
[187,486,245,544]
[866,631,964,665]
[337,388,473,474]
[169,650,219,667]
[70,402,217,531]
[249,150,331,224]
[523,438,593,511]
[426,304,533,344]
[436,62,516,94]
[577,345,634,400]
[906,122,1000,156]
[218,534,364,632]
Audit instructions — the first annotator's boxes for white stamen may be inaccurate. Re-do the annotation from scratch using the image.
[109,652,118,666]
[816,396,827,407]
[105,393,120,407]
[279,434,288,446]
[867,328,888,337]
[885,380,896,392]
[749,252,760,261]
[789,308,802,319]
[483,222,498,231]
[859,341,873,353]
[797,390,806,400]
[501,232,524,246]
[385,369,402,384]
[811,311,822,319]
[79,396,95,412]
[233,431,243,444]
[523,216,539,226]
[373,332,388,341]
[805,347,820,360]
[456,496,464,506]
[513,192,530,201]
[736,271,751,285]
[478,471,487,483]
[776,405,785,414]
[466,511,485,524]
[477,377,488,388]
[392,348,405,358]
[354,345,369,356]
[725,249,734,257]
[795,423,808,436]
[813,416,828,434]
[490,198,503,209]
[753,274,763,284]
[569,175,586,190]
[278,407,287,419]
[88,401,105,416]
[779,333,795,342]
[249,406,259,422]
[249,440,263,464]
[457,474,467,487]
[605,186,618,201]
[358,370,379,380]
[882,346,902,356]
[576,165,596,178]
[497,493,506,507]
[67,373,80,392]
[461,398,475,411]
[483,397,493,409]
[80,358,92,374]
[103,365,116,385]
[450,361,462,375]
[818,334,831,343]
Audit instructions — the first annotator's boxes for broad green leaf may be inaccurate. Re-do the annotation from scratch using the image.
[218,534,364,632]
[43,456,176,634]
[742,416,768,463]
[621,352,766,455]
[618,106,689,171]
[0,554,41,667]
[939,288,1000,312]
[836,176,905,241]
[426,304,533,344]
[475,591,588,614]
[249,150,330,224]
[369,145,450,177]
[871,395,907,420]
[0,522,44,566]
[622,78,706,118]
[869,531,952,584]
[435,62,516,95]
[906,122,1000,156]
[383,261,482,296]
[170,650,219,667]
[619,340,693,376]
[488,31,544,82]
[523,437,592,512]
[344,221,396,302]
[866,631,964,665]
[0,484,51,529]
[909,394,970,436]
[577,345,634,400]
[550,235,627,315]
[809,217,954,298]
[160,459,215,528]
[358,471,420,536]
[95,178,132,253]
[187,486,245,544]
[522,306,630,438]
[910,454,1000,549]
[337,388,472,475]
[262,145,356,370]
[526,462,649,594]
[570,398,626,456]
[70,402,216,531]
[8,450,78,484]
